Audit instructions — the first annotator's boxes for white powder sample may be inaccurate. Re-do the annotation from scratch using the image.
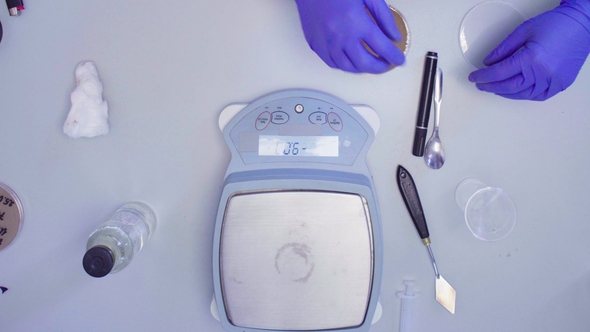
[63,61,109,138]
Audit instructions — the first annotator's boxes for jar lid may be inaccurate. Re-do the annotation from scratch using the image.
[83,246,114,278]
[0,182,24,251]
[364,6,411,71]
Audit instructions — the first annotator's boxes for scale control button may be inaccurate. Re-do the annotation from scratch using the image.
[308,112,327,125]
[328,112,343,132]
[295,104,304,113]
[271,111,290,125]
[255,111,271,131]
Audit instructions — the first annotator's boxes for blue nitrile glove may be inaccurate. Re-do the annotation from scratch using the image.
[468,0,590,101]
[294,0,405,74]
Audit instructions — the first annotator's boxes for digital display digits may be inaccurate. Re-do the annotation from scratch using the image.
[259,135,338,157]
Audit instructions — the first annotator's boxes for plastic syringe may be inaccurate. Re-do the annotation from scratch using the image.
[397,280,421,332]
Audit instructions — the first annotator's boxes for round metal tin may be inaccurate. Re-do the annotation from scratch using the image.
[364,6,411,70]
[0,182,24,251]
[390,6,410,58]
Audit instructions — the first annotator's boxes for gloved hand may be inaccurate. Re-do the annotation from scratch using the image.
[294,0,405,74]
[468,0,590,101]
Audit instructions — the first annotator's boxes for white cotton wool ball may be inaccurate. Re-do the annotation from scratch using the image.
[63,61,109,139]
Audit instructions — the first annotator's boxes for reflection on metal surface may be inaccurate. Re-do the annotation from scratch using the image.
[220,190,374,330]
[274,242,315,283]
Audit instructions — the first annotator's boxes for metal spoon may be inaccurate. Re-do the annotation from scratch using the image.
[424,68,445,169]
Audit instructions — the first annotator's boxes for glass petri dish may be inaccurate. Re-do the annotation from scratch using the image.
[459,1,526,69]
[465,187,517,241]
[0,182,24,250]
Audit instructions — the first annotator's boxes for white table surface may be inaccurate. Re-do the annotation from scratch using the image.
[1,1,589,331]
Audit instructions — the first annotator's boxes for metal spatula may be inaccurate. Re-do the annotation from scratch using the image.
[396,165,456,314]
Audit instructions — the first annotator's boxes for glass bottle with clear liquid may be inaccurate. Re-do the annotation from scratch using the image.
[83,202,157,278]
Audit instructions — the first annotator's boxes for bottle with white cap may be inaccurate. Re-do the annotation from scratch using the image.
[83,202,157,278]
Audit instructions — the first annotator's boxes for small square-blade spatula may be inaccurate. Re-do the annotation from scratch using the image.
[397,165,456,314]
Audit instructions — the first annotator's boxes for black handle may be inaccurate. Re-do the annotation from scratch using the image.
[6,0,23,9]
[412,127,428,157]
[397,165,430,240]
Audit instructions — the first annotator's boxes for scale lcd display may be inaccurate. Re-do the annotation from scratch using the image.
[259,135,338,157]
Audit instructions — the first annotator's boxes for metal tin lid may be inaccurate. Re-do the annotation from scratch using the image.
[390,6,410,57]
[364,6,411,70]
[220,190,373,331]
[0,182,24,251]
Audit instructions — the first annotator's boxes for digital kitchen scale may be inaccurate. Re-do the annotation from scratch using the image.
[212,89,383,332]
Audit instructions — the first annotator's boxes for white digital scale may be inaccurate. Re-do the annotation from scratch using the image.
[212,89,383,332]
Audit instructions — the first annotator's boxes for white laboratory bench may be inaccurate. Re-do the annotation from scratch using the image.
[0,0,589,331]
